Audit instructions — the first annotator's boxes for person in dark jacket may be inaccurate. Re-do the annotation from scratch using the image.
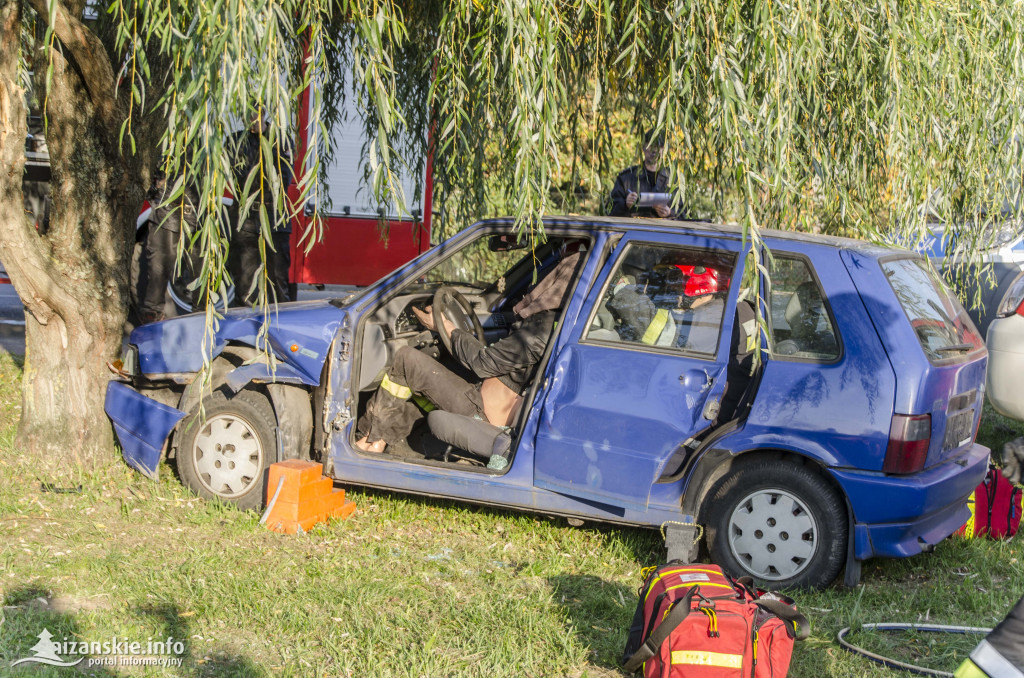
[228,110,294,305]
[354,252,582,454]
[139,171,200,323]
[955,593,1024,677]
[608,130,675,219]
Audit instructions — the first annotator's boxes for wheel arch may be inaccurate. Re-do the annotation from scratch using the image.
[686,447,849,529]
[692,447,852,588]
[172,344,314,463]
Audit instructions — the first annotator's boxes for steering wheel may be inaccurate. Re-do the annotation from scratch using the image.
[432,286,486,355]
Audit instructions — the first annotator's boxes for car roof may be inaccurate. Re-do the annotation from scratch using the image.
[475,215,905,259]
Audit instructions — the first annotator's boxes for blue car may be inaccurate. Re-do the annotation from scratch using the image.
[105,217,990,589]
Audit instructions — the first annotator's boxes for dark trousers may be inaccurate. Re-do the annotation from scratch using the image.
[357,346,486,445]
[229,224,291,305]
[140,223,180,320]
[272,230,292,303]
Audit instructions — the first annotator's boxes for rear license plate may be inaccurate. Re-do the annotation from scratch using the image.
[942,409,975,451]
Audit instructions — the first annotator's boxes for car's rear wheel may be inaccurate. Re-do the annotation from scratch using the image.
[706,459,847,589]
[176,388,277,510]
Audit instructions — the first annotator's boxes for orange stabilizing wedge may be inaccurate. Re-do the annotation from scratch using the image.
[263,461,356,534]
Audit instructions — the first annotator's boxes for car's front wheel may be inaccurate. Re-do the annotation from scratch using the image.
[706,459,847,589]
[176,388,278,510]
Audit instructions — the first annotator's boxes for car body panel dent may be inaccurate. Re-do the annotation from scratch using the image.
[105,382,186,479]
[131,301,346,384]
[225,362,310,392]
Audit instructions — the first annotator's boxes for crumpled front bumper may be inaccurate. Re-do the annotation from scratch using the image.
[104,382,185,479]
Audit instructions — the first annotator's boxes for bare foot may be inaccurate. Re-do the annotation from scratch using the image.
[354,436,387,454]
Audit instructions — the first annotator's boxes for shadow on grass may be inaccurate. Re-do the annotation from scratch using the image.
[547,574,636,674]
[4,352,24,370]
[336,482,667,559]
[2,587,266,676]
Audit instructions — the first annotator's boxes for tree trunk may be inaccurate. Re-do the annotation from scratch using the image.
[0,0,159,478]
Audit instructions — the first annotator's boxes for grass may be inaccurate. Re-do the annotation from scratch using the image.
[1,349,1022,677]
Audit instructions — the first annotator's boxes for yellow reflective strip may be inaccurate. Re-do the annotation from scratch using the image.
[743,319,757,352]
[412,395,436,412]
[963,494,976,537]
[381,374,412,400]
[642,309,670,345]
[664,582,734,592]
[671,651,743,668]
[954,659,988,678]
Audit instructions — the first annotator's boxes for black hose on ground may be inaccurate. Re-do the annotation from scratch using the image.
[837,623,992,677]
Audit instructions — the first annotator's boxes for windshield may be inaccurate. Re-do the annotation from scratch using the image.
[419,236,537,288]
[881,257,984,362]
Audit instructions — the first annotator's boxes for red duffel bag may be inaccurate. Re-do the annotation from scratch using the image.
[622,563,810,677]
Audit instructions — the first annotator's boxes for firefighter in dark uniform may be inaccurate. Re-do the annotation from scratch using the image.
[228,111,293,305]
[608,130,675,219]
[354,252,581,455]
[954,445,1024,678]
[139,171,200,323]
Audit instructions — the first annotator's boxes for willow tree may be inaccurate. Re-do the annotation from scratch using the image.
[1,0,1021,476]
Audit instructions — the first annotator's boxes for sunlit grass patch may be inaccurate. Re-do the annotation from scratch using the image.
[1,356,1022,676]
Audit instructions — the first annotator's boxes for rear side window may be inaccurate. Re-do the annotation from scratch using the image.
[768,257,840,361]
[881,257,984,362]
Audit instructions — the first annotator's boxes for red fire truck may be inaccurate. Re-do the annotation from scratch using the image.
[289,83,433,287]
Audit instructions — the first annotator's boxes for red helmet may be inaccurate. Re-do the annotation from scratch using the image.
[675,265,720,297]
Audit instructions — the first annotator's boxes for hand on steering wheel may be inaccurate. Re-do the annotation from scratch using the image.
[432,287,486,355]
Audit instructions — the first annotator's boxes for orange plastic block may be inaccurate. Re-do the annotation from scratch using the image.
[267,460,323,496]
[266,498,322,524]
[320,488,348,514]
[328,500,357,520]
[271,476,333,506]
[263,461,355,534]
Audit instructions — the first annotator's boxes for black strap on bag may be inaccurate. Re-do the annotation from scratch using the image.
[753,599,811,640]
[623,589,697,673]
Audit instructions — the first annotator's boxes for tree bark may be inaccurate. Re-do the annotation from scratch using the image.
[0,0,161,477]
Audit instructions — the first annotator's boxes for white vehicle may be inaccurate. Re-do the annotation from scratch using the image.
[920,223,1024,336]
[987,270,1024,421]
[922,223,1024,268]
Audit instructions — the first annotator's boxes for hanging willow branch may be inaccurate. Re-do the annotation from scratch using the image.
[29,0,1023,331]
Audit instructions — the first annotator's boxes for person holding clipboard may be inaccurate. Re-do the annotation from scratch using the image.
[608,129,676,219]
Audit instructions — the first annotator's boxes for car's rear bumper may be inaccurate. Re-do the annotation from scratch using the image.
[987,313,1024,421]
[832,441,989,560]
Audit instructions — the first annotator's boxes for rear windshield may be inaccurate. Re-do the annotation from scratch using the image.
[881,257,984,362]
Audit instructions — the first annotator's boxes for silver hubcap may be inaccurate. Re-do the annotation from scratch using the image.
[192,413,263,498]
[727,489,817,581]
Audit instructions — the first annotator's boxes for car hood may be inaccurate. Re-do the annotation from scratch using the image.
[130,300,348,381]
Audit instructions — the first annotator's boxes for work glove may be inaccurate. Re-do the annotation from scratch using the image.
[1001,437,1024,485]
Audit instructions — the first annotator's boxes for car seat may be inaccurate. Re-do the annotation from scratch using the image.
[604,280,677,346]
[778,280,836,356]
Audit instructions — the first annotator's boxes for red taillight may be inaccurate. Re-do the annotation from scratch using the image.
[1017,297,1024,318]
[884,414,931,474]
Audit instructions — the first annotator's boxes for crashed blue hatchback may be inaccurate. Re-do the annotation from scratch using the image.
[106,217,990,589]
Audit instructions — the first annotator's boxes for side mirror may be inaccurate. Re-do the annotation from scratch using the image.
[488,234,528,252]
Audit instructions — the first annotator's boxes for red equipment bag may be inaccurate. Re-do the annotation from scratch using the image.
[957,467,1022,539]
[622,563,809,677]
